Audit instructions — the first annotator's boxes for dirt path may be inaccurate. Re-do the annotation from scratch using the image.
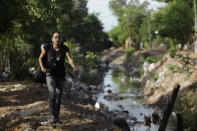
[0,82,119,131]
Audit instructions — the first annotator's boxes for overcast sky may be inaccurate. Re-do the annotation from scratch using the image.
[87,0,165,32]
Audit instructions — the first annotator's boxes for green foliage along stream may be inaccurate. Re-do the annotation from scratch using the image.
[112,68,143,99]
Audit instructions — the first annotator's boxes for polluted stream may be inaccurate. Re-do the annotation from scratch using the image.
[96,69,175,131]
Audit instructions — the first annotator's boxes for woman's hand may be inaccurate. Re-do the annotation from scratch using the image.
[73,68,79,75]
[41,67,50,73]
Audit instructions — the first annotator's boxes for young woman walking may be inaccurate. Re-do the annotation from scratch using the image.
[39,32,78,124]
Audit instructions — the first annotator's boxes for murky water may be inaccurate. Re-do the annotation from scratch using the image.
[96,69,175,131]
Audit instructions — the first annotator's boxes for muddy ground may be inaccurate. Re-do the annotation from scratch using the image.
[0,82,120,131]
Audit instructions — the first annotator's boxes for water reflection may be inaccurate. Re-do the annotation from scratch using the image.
[96,69,174,131]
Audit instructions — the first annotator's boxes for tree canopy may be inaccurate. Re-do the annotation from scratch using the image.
[109,0,195,50]
[109,0,147,46]
[0,0,110,79]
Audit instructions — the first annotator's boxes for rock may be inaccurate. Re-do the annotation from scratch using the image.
[14,84,22,88]
[1,71,8,79]
[122,110,129,114]
[143,62,149,76]
[127,119,135,127]
[28,67,35,74]
[89,69,99,77]
[88,87,92,92]
[104,94,123,101]
[101,104,109,112]
[106,84,111,87]
[113,118,130,131]
[107,89,112,93]
[96,85,103,92]
[95,102,100,109]
[148,63,156,72]
[92,95,97,101]
[0,114,8,118]
[18,105,42,116]
[118,105,124,109]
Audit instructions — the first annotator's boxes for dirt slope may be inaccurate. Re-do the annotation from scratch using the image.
[142,51,197,105]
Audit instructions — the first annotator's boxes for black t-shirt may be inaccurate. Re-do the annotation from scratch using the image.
[44,44,69,76]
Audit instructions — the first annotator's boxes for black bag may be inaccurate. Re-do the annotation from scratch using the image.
[33,45,49,83]
[33,66,46,83]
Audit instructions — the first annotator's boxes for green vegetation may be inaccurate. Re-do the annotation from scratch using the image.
[0,0,110,81]
[153,1,193,50]
[168,40,179,58]
[184,67,193,79]
[168,65,180,74]
[64,42,101,85]
[109,0,194,51]
[175,90,197,131]
[109,0,146,47]
[188,81,197,90]
[167,62,193,78]
[140,53,163,64]
[112,69,142,94]
[138,65,144,77]
[126,47,136,58]
[150,73,159,82]
[145,56,162,63]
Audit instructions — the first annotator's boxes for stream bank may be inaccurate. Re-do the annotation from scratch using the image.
[99,46,197,130]
[102,47,197,106]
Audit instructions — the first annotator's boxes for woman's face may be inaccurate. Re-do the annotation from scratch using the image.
[52,32,62,46]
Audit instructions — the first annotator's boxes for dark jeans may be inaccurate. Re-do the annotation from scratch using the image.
[46,74,66,118]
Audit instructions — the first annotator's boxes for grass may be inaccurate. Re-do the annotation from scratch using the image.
[112,69,142,94]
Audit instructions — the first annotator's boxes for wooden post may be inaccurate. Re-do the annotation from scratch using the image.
[159,85,180,131]
[176,113,183,131]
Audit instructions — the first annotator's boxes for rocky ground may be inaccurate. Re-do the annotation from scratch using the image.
[0,82,121,131]
[142,51,197,106]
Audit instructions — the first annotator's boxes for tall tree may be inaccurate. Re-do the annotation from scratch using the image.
[152,0,194,49]
[109,0,146,46]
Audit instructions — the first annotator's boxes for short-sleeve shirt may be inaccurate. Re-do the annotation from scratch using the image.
[44,44,69,76]
[41,43,48,51]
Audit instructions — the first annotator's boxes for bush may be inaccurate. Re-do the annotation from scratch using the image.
[152,36,164,48]
[144,41,149,49]
[23,58,38,68]
[150,73,159,82]
[145,56,161,63]
[126,47,136,57]
[168,65,180,74]
[168,40,179,58]
[140,53,162,64]
[65,42,101,85]
[175,90,197,130]
[138,65,144,77]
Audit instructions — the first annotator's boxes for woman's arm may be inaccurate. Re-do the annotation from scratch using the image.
[66,51,78,74]
[39,50,50,73]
